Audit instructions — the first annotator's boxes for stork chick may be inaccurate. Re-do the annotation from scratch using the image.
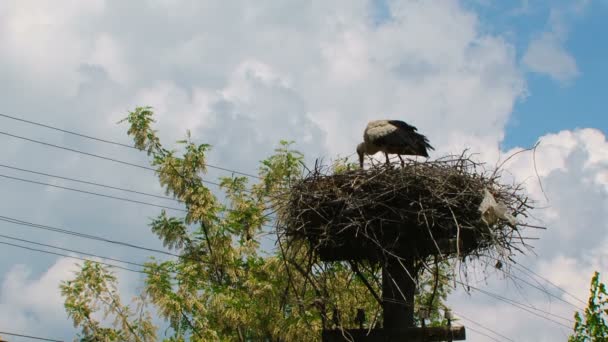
[357,120,434,168]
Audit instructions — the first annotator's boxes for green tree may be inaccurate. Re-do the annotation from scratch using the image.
[61,106,452,341]
[569,271,608,342]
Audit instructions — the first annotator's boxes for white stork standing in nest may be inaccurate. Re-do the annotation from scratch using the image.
[356,120,434,168]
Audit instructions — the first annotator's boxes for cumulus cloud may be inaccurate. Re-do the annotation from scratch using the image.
[523,32,579,84]
[0,257,147,341]
[0,258,86,339]
[522,4,587,84]
[448,128,608,341]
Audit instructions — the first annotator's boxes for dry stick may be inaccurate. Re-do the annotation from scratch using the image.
[280,239,324,331]
[300,247,319,305]
[287,153,537,322]
[180,311,203,339]
[493,141,541,178]
[419,201,444,259]
[366,303,383,335]
[349,260,382,305]
[277,238,307,314]
[531,141,549,202]
[99,295,143,342]
[448,207,462,259]
[426,255,441,314]
[391,257,418,304]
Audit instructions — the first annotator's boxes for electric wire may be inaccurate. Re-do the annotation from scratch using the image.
[479,254,585,311]
[456,281,574,328]
[0,173,187,212]
[0,215,180,258]
[0,330,63,342]
[514,262,587,306]
[0,240,145,274]
[480,255,584,311]
[0,233,146,268]
[5,114,565,337]
[0,163,180,202]
[453,311,514,342]
[465,326,505,342]
[0,130,224,189]
[382,280,574,330]
[0,113,262,179]
[0,216,214,271]
[380,296,515,341]
[0,173,278,230]
[502,268,583,311]
[0,167,278,228]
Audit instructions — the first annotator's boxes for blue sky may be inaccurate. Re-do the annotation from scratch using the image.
[486,1,606,149]
[470,0,608,149]
[374,0,607,149]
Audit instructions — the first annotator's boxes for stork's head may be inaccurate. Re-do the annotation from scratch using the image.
[356,142,366,168]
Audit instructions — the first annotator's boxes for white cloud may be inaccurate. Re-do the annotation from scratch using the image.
[0,257,146,340]
[523,31,579,84]
[0,258,82,338]
[87,33,131,85]
[449,128,608,342]
[522,4,587,85]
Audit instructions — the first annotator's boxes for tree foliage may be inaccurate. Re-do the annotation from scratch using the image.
[61,107,453,341]
[569,271,608,342]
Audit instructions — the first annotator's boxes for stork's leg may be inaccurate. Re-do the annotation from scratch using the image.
[398,155,405,167]
[384,152,390,166]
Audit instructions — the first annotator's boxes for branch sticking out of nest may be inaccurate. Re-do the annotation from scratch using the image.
[280,152,542,266]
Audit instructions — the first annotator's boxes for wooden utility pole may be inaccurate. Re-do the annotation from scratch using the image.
[382,257,416,330]
[322,256,466,341]
[322,236,466,341]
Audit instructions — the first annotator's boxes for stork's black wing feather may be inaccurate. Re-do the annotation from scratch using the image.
[388,120,417,131]
[372,127,434,157]
[421,134,434,151]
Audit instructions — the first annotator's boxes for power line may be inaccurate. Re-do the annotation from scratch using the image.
[0,216,214,271]
[458,281,574,329]
[385,279,575,330]
[514,262,587,306]
[0,330,63,342]
[453,311,514,342]
[0,215,180,258]
[503,268,583,311]
[0,173,187,212]
[0,173,278,230]
[465,326,505,342]
[0,113,135,149]
[0,130,156,170]
[0,233,146,268]
[0,130,224,189]
[0,168,278,227]
[0,113,262,179]
[481,255,586,310]
[0,163,180,202]
[0,240,144,274]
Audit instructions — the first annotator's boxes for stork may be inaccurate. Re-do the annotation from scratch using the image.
[356,120,434,168]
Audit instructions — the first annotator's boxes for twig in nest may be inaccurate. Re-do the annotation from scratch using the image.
[280,151,543,297]
[349,260,382,305]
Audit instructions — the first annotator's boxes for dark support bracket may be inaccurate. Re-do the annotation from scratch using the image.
[322,256,466,341]
[382,257,416,329]
[322,326,466,341]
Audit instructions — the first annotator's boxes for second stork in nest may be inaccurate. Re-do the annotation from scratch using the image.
[357,120,434,168]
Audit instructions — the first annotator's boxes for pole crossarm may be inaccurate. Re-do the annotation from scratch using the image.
[322,326,466,341]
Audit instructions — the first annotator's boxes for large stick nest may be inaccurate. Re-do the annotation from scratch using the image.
[281,153,538,263]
